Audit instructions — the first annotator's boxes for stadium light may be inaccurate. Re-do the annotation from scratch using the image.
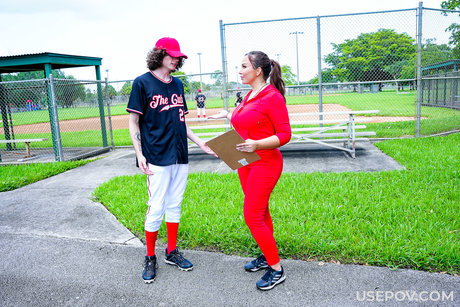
[289,31,304,85]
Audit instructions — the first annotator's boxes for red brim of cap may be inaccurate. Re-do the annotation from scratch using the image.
[167,50,188,59]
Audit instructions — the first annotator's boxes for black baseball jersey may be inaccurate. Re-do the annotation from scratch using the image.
[235,92,243,106]
[195,93,206,109]
[127,71,189,166]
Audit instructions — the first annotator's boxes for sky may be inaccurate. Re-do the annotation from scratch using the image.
[0,0,448,84]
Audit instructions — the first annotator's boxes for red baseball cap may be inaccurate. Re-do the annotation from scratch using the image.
[155,37,188,59]
[198,89,202,92]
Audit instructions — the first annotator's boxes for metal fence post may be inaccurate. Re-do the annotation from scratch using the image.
[416,1,423,137]
[317,16,323,127]
[105,77,114,148]
[220,20,229,129]
[0,78,13,151]
[48,74,63,161]
[95,66,108,147]
[44,66,61,161]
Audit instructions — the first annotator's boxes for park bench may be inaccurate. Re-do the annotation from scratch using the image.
[186,118,230,138]
[288,110,379,158]
[186,110,379,158]
[0,138,49,161]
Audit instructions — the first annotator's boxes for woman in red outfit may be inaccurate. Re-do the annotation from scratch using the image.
[210,51,291,290]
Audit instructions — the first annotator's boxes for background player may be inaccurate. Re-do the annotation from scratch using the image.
[127,37,216,284]
[235,88,243,107]
[194,89,206,119]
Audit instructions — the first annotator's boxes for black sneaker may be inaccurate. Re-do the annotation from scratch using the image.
[256,266,286,291]
[142,255,157,283]
[164,248,194,271]
[244,255,269,272]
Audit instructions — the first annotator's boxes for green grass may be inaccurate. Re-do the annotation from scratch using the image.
[188,96,224,109]
[93,133,459,274]
[0,159,93,192]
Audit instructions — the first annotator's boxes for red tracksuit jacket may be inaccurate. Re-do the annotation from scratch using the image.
[231,84,291,154]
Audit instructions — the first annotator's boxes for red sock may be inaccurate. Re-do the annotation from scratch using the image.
[197,115,200,118]
[145,230,158,256]
[203,114,206,118]
[166,222,179,253]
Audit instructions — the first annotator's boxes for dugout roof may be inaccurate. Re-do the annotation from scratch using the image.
[421,59,460,75]
[0,52,102,76]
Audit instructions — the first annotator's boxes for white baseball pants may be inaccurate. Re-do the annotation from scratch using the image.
[144,163,189,232]
[197,108,206,116]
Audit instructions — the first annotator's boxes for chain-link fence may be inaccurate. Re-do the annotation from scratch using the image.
[1,5,459,163]
[174,72,225,118]
[0,72,226,163]
[0,77,111,163]
[0,79,50,162]
[220,4,460,138]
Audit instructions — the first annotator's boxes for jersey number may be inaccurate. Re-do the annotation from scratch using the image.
[179,109,185,122]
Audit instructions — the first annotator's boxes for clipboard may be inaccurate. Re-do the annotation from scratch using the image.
[205,129,260,170]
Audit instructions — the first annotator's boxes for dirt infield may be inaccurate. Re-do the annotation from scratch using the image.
[5,104,416,134]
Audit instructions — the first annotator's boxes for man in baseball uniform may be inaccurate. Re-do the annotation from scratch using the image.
[194,89,206,119]
[127,37,216,283]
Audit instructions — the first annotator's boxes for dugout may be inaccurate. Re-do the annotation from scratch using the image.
[421,59,460,110]
[0,52,107,162]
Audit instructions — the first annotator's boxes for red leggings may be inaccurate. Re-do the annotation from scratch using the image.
[238,149,283,266]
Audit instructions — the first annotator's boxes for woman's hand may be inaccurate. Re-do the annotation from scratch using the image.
[208,110,229,120]
[236,139,258,153]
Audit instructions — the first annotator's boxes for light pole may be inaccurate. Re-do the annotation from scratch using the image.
[104,69,114,148]
[104,69,109,97]
[275,53,281,63]
[289,31,303,85]
[197,52,202,90]
[235,66,239,85]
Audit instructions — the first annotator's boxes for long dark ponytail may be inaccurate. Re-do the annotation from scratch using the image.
[246,51,285,100]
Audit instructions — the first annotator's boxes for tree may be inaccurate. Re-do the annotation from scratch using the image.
[384,59,412,79]
[324,29,416,89]
[1,71,45,108]
[85,88,97,101]
[307,69,339,84]
[2,70,87,108]
[54,75,86,108]
[421,39,454,65]
[171,71,191,93]
[1,71,45,81]
[120,81,132,96]
[442,0,460,8]
[211,70,223,86]
[102,84,117,100]
[189,81,202,93]
[441,0,460,58]
[383,39,453,79]
[281,65,297,85]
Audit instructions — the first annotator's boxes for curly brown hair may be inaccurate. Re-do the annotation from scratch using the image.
[146,48,185,72]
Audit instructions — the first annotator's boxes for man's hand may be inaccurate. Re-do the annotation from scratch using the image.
[198,142,218,157]
[208,110,229,120]
[138,155,154,175]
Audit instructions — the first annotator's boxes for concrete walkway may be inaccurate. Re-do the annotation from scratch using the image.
[0,144,458,306]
